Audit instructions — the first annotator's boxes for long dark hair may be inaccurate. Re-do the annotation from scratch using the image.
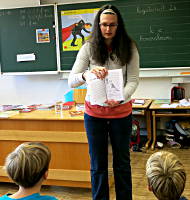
[89,4,133,66]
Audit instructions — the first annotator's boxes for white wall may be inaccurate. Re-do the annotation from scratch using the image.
[1,74,189,105]
[134,77,174,99]
[40,0,111,4]
[0,0,40,9]
[0,0,189,105]
[0,75,69,105]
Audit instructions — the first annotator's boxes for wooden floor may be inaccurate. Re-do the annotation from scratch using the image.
[0,148,189,200]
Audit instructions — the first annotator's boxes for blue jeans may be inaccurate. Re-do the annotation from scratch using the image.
[84,113,132,200]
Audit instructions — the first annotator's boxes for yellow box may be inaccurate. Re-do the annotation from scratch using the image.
[73,89,87,104]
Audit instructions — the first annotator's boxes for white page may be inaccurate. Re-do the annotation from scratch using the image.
[87,73,107,105]
[105,69,124,101]
[86,69,124,105]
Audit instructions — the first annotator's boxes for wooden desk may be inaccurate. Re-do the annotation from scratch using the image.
[132,99,152,149]
[149,100,190,150]
[0,109,113,188]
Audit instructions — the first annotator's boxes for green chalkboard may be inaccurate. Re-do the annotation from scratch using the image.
[58,0,190,70]
[0,5,57,73]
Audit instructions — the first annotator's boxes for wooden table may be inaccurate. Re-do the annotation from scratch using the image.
[0,109,113,188]
[132,99,152,149]
[149,100,190,150]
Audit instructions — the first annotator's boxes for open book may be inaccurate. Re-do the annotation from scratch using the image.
[87,69,124,105]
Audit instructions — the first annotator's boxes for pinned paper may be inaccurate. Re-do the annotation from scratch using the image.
[17,53,35,62]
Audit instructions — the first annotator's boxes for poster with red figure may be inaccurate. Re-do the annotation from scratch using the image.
[61,8,99,51]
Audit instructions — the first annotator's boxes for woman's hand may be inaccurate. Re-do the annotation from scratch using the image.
[91,67,108,79]
[105,99,120,107]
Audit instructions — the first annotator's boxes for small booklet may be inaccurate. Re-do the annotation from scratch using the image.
[132,99,145,105]
[87,69,124,105]
[0,110,19,118]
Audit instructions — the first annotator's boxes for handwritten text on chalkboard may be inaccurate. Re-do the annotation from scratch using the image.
[19,7,54,27]
[137,4,177,15]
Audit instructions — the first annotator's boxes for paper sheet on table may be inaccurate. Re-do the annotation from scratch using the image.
[133,99,145,105]
[179,99,190,107]
[161,103,179,108]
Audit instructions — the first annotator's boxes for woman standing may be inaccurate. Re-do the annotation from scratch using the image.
[68,4,139,200]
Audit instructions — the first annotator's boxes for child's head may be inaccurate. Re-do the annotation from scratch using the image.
[146,151,186,200]
[5,142,51,188]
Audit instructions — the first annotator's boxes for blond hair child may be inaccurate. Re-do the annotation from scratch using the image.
[1,142,57,200]
[146,151,187,200]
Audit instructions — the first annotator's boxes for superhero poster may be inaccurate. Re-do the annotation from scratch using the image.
[61,8,99,51]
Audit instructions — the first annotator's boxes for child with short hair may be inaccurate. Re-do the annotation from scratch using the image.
[146,151,187,200]
[1,142,58,200]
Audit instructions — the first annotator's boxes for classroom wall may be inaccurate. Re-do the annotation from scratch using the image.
[0,0,40,9]
[0,75,69,105]
[40,0,111,4]
[0,0,189,105]
[1,75,189,105]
